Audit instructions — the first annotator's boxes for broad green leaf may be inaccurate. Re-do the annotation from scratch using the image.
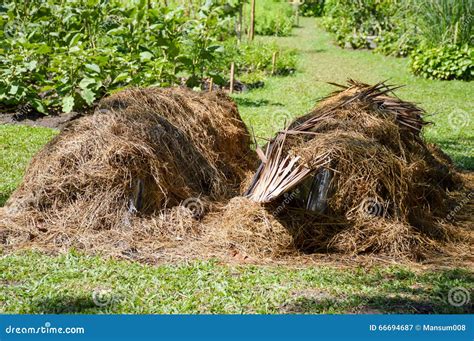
[8,84,18,95]
[79,77,96,90]
[25,60,37,71]
[140,51,154,62]
[30,98,47,114]
[81,88,96,105]
[85,63,101,74]
[62,96,75,113]
[113,72,130,84]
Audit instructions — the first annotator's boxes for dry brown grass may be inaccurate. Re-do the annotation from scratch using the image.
[242,80,471,260]
[1,82,472,265]
[0,87,255,258]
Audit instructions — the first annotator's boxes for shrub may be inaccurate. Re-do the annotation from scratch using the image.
[321,0,473,80]
[410,45,473,81]
[246,0,294,37]
[300,0,325,17]
[375,30,419,57]
[218,39,297,81]
[322,0,398,49]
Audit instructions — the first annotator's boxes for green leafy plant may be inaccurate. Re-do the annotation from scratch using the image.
[300,0,325,17]
[410,44,473,80]
[322,0,398,49]
[0,0,240,113]
[217,39,297,86]
[246,0,295,37]
[321,0,474,80]
[413,0,473,47]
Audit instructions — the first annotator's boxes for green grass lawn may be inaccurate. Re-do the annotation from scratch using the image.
[1,251,472,314]
[0,125,58,206]
[0,18,472,314]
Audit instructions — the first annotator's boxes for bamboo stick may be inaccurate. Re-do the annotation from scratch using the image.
[249,0,255,41]
[229,62,235,94]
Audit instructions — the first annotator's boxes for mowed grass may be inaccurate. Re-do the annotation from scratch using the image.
[234,18,473,169]
[0,18,473,314]
[0,125,58,206]
[1,251,472,314]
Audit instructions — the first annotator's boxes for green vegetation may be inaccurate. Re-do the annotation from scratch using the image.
[411,45,473,81]
[300,0,326,17]
[0,0,296,114]
[1,251,472,314]
[0,0,234,112]
[221,40,297,81]
[321,0,474,80]
[323,0,397,50]
[248,0,295,37]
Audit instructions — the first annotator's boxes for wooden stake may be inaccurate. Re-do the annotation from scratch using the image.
[209,78,213,93]
[249,0,255,41]
[295,3,300,27]
[271,51,277,75]
[229,62,235,94]
[237,3,243,41]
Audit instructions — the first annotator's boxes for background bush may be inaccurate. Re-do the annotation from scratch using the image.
[321,0,474,80]
[218,39,297,85]
[300,0,325,17]
[322,0,397,49]
[410,44,473,81]
[246,0,294,37]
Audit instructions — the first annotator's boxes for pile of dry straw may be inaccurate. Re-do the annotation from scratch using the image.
[1,82,471,262]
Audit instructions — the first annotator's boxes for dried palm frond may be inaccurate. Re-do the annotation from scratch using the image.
[245,79,428,203]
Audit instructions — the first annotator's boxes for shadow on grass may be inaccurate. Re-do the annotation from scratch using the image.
[280,269,473,314]
[432,137,474,171]
[234,98,284,108]
[0,193,10,207]
[282,290,473,315]
[355,295,472,314]
[29,294,108,314]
